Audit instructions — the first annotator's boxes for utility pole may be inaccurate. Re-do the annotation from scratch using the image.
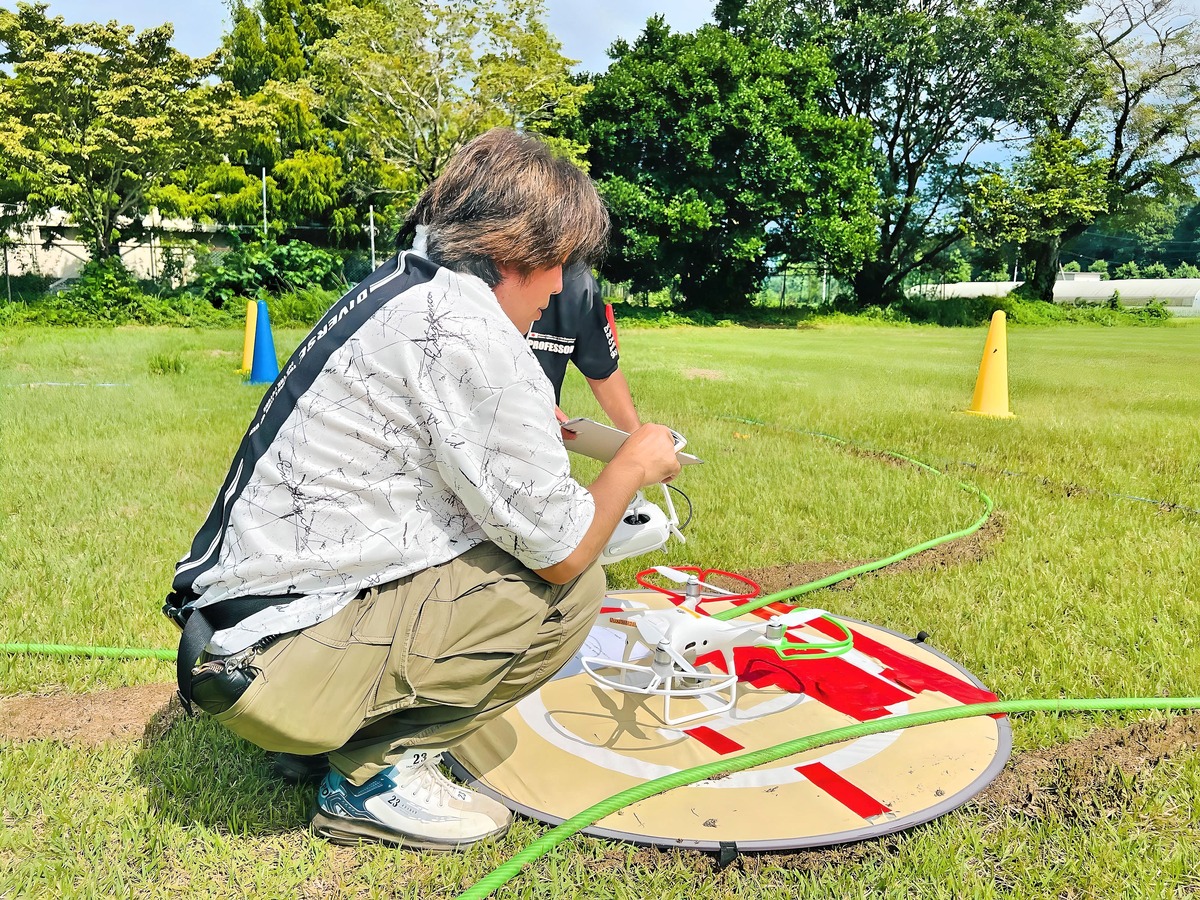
[369,205,377,270]
[148,207,158,282]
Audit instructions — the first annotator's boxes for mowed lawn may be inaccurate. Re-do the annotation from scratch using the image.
[1,320,1198,898]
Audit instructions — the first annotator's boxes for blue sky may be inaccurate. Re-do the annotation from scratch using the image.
[38,1,714,72]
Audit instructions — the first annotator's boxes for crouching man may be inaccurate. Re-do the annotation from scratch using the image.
[164,128,681,850]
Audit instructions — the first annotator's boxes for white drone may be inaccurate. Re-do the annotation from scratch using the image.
[581,567,852,727]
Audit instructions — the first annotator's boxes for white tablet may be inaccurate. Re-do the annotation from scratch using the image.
[561,418,703,466]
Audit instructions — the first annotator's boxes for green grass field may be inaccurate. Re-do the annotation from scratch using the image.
[2,320,1199,898]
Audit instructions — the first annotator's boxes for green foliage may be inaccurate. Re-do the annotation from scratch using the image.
[0,255,337,328]
[1062,260,1081,273]
[607,291,1175,330]
[721,0,1079,307]
[212,0,402,243]
[0,3,242,259]
[269,287,340,327]
[1171,262,1200,278]
[1141,261,1170,279]
[191,237,346,307]
[1022,0,1200,287]
[611,301,831,329]
[966,136,1108,248]
[890,291,1174,327]
[0,272,52,301]
[963,132,1109,300]
[148,351,187,375]
[223,0,339,95]
[579,19,877,311]
[1113,260,1140,280]
[1009,296,1173,326]
[307,0,588,190]
[1088,259,1109,277]
[922,249,973,284]
[0,259,235,327]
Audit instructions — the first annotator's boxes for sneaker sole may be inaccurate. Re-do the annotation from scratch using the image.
[310,810,509,852]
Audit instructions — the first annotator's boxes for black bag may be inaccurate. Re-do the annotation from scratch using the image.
[163,591,297,714]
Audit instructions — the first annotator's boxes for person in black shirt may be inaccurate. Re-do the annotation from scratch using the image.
[528,265,641,434]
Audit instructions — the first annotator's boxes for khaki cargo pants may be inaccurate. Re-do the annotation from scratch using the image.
[210,543,604,784]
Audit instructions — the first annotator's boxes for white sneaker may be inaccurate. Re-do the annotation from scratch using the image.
[311,749,512,850]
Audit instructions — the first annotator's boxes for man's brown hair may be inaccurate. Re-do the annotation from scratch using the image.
[406,129,609,287]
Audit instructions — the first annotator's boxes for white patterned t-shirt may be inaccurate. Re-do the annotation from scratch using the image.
[172,252,595,654]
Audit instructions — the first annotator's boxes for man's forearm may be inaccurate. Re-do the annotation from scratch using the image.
[586,370,640,433]
[534,422,680,585]
[533,458,646,585]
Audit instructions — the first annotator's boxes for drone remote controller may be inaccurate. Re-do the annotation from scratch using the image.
[598,485,685,565]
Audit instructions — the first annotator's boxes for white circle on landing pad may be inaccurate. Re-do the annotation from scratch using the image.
[446,590,1011,850]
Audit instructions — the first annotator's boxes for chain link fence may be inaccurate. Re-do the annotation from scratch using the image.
[2,220,836,310]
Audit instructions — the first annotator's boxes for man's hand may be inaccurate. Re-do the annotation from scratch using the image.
[555,406,578,441]
[611,424,682,486]
[533,423,683,584]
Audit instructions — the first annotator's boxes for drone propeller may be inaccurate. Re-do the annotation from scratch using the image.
[634,614,670,647]
[650,566,738,596]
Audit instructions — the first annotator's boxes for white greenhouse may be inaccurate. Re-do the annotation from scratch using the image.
[914,275,1200,316]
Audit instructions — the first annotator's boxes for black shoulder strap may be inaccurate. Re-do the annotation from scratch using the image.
[169,253,440,601]
[167,594,295,714]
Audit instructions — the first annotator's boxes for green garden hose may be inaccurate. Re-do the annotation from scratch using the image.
[0,642,176,661]
[453,696,1200,900]
[712,420,994,621]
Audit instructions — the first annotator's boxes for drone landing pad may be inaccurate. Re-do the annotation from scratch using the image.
[447,591,1010,850]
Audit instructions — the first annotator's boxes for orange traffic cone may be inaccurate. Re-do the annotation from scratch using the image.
[966,310,1014,417]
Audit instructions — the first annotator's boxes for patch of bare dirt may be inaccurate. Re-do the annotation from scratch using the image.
[0,683,175,745]
[844,446,912,469]
[972,712,1200,822]
[740,512,1006,596]
[951,462,1200,518]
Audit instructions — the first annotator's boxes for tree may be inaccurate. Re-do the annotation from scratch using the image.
[1019,0,1200,297]
[305,0,588,193]
[962,132,1109,299]
[0,3,238,261]
[718,0,1079,307]
[192,0,398,244]
[576,19,877,310]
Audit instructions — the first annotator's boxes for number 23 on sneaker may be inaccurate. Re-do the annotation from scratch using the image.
[311,749,512,850]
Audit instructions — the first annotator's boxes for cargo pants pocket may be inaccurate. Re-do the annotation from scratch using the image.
[404,573,553,710]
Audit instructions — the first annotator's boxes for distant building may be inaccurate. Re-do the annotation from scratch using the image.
[911,278,1200,316]
[1,207,235,286]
